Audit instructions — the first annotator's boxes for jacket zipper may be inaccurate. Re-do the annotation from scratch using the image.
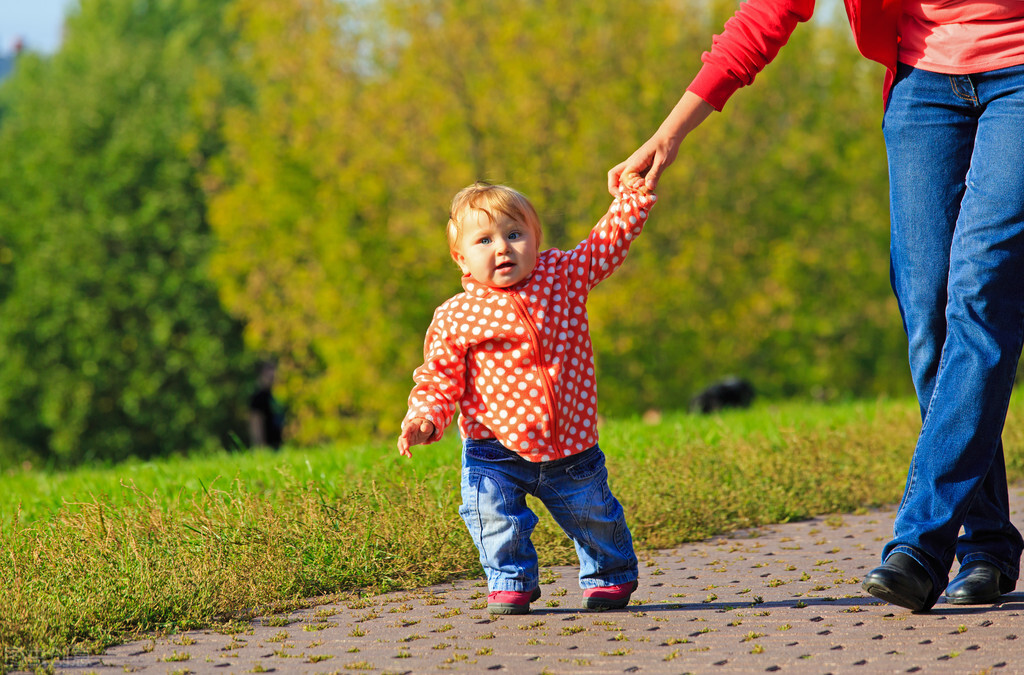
[505,289,561,451]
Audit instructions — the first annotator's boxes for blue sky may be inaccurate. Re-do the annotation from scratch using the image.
[0,0,76,54]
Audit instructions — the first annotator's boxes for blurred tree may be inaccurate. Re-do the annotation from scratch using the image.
[5,0,897,449]
[206,0,905,440]
[0,0,248,466]
[588,6,906,412]
[202,0,706,442]
[200,0,392,443]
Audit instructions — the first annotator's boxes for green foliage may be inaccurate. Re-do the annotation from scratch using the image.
[202,0,907,441]
[200,0,397,443]
[590,14,903,413]
[0,0,248,467]
[0,0,915,452]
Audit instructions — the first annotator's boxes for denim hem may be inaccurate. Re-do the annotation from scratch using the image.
[958,552,1020,581]
[887,545,947,604]
[579,574,638,590]
[487,579,539,593]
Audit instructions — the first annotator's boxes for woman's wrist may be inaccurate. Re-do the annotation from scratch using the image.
[660,90,714,143]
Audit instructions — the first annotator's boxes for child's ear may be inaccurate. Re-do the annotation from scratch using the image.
[451,251,470,274]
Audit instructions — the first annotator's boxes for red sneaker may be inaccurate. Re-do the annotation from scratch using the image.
[487,587,541,615]
[583,580,638,611]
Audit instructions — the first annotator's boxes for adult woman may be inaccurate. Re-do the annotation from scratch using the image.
[610,0,1024,612]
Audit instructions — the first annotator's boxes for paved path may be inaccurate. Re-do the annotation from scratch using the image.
[48,484,1024,674]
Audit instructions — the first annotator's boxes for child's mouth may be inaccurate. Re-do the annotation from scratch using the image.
[496,262,515,270]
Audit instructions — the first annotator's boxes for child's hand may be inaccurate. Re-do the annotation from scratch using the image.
[619,170,649,194]
[397,418,435,457]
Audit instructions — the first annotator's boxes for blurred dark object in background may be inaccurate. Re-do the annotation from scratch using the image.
[689,377,755,414]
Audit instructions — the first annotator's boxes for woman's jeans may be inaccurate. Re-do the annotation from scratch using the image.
[883,62,1024,603]
[458,439,638,592]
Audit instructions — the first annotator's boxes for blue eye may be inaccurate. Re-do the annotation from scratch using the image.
[508,231,521,240]
[478,237,491,245]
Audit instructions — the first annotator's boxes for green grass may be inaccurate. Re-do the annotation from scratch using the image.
[2,396,1023,672]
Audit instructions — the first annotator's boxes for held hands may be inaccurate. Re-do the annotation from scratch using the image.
[608,134,676,196]
[618,169,649,194]
[397,417,435,457]
[607,91,714,196]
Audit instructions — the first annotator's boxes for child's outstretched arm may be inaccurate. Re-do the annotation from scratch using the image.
[568,183,657,292]
[397,418,435,457]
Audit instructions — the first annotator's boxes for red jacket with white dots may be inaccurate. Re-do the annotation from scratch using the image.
[403,187,656,462]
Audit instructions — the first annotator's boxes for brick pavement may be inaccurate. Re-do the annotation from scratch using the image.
[43,483,1024,674]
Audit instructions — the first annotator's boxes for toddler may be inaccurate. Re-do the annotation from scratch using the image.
[399,176,655,614]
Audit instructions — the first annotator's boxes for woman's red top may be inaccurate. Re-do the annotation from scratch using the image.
[686,0,902,110]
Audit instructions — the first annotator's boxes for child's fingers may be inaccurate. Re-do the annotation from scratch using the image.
[618,171,649,196]
[397,423,416,455]
[397,419,433,456]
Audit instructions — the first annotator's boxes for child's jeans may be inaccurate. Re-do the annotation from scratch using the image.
[458,438,638,593]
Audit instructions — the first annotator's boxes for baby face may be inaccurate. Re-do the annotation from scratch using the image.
[452,209,538,288]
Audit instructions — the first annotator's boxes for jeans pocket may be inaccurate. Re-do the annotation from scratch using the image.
[565,447,606,481]
[465,439,516,463]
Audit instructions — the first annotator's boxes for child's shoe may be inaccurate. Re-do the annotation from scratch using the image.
[583,580,638,611]
[487,588,541,615]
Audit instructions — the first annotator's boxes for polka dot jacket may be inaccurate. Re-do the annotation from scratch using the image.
[403,187,656,462]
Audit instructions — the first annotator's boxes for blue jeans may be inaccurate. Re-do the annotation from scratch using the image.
[458,439,638,592]
[883,62,1024,603]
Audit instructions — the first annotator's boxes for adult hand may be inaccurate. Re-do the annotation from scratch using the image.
[608,134,679,196]
[397,418,435,457]
[608,91,715,195]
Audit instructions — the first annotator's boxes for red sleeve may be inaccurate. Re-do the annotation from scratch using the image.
[570,187,656,291]
[402,305,465,443]
[686,0,817,111]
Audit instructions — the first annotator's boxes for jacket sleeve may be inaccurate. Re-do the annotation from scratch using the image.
[402,306,466,443]
[687,0,816,111]
[572,186,657,291]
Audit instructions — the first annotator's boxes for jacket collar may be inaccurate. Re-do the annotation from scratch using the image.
[462,275,493,297]
[461,274,531,297]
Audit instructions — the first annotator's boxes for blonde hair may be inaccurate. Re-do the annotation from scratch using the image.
[447,182,542,256]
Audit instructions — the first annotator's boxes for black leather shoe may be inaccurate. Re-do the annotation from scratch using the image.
[945,561,1016,605]
[862,552,934,612]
